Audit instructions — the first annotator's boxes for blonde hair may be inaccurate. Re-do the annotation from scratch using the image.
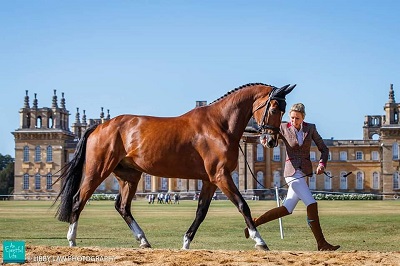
[289,103,306,118]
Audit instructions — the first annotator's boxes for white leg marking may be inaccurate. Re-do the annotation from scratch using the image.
[249,228,267,247]
[67,222,78,247]
[129,221,150,247]
[182,234,191,250]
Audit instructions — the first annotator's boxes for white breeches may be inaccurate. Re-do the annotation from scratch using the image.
[283,170,316,213]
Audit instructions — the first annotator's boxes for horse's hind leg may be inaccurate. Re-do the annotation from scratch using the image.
[114,167,151,248]
[67,174,107,246]
[182,180,217,249]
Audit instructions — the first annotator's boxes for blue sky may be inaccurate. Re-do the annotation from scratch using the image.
[1,0,399,156]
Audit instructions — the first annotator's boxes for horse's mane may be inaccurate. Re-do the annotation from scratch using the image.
[209,83,276,105]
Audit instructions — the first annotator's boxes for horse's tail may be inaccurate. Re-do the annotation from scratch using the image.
[53,124,98,223]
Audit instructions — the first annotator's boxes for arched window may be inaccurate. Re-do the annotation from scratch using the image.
[340,171,348,189]
[23,174,29,190]
[394,172,399,189]
[309,174,316,190]
[36,116,42,128]
[340,151,347,161]
[46,173,52,190]
[272,146,280,161]
[392,143,399,160]
[232,171,239,188]
[161,177,168,190]
[46,146,53,162]
[256,144,264,161]
[35,173,41,190]
[35,146,41,162]
[49,116,54,128]
[273,171,281,187]
[372,172,379,189]
[256,171,264,189]
[23,146,29,162]
[144,174,151,190]
[356,172,364,190]
[324,171,332,190]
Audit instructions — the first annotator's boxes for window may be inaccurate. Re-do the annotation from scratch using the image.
[273,171,281,187]
[372,172,379,189]
[328,152,332,161]
[112,177,120,190]
[356,172,364,189]
[46,173,52,190]
[23,174,29,190]
[35,173,41,190]
[35,146,41,162]
[324,172,332,190]
[371,151,379,161]
[272,146,280,161]
[339,151,347,161]
[394,172,399,189]
[310,151,316,161]
[23,146,29,162]
[232,171,239,188]
[144,174,151,190]
[392,143,399,160]
[309,174,316,190]
[161,177,168,190]
[197,180,203,190]
[340,171,348,189]
[256,171,264,189]
[46,146,53,162]
[256,144,264,161]
[177,179,182,190]
[356,151,363,160]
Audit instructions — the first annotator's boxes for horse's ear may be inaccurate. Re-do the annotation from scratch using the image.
[283,84,296,96]
[273,84,296,98]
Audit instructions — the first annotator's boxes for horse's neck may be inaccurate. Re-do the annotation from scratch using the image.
[212,93,254,136]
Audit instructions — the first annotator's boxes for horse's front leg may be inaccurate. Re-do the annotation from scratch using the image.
[216,169,269,251]
[182,180,217,250]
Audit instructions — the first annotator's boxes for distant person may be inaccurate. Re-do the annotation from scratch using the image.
[244,103,340,251]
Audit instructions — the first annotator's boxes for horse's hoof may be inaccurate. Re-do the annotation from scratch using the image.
[255,244,269,251]
[139,243,152,248]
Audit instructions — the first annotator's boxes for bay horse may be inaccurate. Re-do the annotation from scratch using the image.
[54,83,295,250]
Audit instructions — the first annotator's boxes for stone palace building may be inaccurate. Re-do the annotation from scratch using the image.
[12,85,400,200]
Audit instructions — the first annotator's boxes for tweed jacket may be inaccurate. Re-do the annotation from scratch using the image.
[280,122,329,177]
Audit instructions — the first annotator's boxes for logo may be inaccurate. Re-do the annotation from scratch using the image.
[2,241,25,264]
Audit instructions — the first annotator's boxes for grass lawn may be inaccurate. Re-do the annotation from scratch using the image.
[0,199,399,251]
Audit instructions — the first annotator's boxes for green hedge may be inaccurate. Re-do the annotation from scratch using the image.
[312,193,380,200]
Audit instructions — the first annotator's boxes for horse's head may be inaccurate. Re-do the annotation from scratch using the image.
[253,84,296,148]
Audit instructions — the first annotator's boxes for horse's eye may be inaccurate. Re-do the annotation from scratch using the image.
[270,109,278,115]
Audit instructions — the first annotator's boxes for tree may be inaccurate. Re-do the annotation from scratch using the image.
[0,153,14,199]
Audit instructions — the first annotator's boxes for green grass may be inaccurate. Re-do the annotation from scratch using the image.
[0,199,399,251]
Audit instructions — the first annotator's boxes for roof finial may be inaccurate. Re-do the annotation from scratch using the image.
[389,84,395,103]
[75,107,81,123]
[33,93,38,109]
[52,89,58,108]
[24,90,30,108]
[60,92,66,109]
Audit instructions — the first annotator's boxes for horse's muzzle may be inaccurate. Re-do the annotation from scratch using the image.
[260,133,278,148]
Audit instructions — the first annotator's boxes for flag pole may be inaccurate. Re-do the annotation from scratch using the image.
[275,186,284,239]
